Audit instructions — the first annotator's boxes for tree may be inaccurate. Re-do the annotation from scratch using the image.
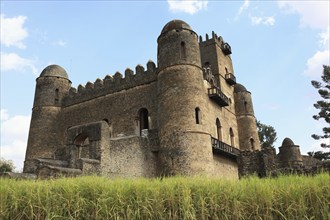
[311,65,330,149]
[256,120,277,148]
[0,158,15,173]
[307,151,330,161]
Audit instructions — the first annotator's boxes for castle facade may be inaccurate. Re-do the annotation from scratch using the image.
[24,20,261,178]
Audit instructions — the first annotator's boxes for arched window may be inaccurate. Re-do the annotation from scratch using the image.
[195,107,201,124]
[216,118,222,141]
[250,138,255,151]
[55,88,59,104]
[244,101,248,113]
[229,128,234,147]
[139,108,149,135]
[180,41,186,59]
[74,133,89,159]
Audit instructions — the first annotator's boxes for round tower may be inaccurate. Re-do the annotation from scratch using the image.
[24,65,71,173]
[157,20,213,176]
[234,83,260,151]
[278,137,303,168]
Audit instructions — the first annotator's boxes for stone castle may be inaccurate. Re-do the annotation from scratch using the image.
[23,20,324,179]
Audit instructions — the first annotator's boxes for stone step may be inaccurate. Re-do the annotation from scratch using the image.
[37,165,82,178]
[35,158,69,168]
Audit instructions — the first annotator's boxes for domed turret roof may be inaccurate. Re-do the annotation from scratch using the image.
[282,138,295,147]
[234,83,248,93]
[161,20,192,34]
[40,64,68,79]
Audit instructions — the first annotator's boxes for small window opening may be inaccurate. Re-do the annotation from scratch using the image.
[250,138,255,151]
[216,118,222,141]
[244,101,248,113]
[139,108,149,135]
[195,107,201,124]
[55,88,59,104]
[230,128,235,147]
[180,41,186,59]
[225,67,228,74]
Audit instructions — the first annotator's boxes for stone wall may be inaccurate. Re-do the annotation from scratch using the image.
[106,135,158,178]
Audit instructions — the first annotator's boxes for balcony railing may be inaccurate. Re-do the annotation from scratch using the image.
[225,73,236,85]
[211,137,240,159]
[208,87,229,107]
[221,42,232,55]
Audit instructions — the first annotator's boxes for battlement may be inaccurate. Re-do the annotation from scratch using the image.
[199,31,224,44]
[199,31,232,55]
[62,60,157,106]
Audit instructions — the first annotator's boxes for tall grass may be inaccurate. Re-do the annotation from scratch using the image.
[1,173,329,219]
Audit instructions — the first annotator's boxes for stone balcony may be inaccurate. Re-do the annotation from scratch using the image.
[225,73,236,85]
[211,137,240,159]
[208,86,229,107]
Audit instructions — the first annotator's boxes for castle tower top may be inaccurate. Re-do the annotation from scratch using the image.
[160,19,192,34]
[40,64,69,79]
[234,83,248,93]
[281,137,295,147]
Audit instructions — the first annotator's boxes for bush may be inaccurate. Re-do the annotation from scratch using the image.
[0,158,15,173]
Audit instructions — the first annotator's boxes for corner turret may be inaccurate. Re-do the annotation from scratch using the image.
[278,138,303,167]
[157,20,213,176]
[234,83,260,151]
[24,64,71,173]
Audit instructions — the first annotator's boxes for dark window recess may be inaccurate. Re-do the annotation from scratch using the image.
[180,41,186,59]
[139,108,149,135]
[195,107,201,124]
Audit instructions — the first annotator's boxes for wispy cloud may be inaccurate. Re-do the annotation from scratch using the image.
[0,14,28,49]
[168,0,208,15]
[250,15,275,26]
[54,40,67,47]
[0,52,38,75]
[278,1,329,29]
[0,109,31,171]
[235,0,249,20]
[279,2,330,77]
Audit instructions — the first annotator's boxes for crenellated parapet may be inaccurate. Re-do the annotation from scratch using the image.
[62,60,157,106]
[199,31,232,55]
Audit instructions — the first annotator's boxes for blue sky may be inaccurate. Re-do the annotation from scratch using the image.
[1,0,329,171]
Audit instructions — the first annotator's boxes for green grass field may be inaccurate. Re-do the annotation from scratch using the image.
[1,173,329,220]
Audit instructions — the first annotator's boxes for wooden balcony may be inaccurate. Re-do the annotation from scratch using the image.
[225,73,236,85]
[208,87,229,107]
[211,137,240,159]
[221,42,232,55]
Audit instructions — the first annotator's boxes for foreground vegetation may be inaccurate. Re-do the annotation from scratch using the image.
[1,173,329,220]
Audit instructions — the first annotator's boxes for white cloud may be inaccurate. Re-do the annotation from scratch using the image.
[1,109,9,121]
[0,52,38,75]
[250,15,275,26]
[319,27,329,49]
[168,0,208,15]
[55,40,67,47]
[0,14,28,49]
[0,109,31,171]
[278,1,329,29]
[235,0,250,19]
[304,50,330,77]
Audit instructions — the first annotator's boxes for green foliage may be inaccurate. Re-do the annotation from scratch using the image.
[0,158,15,173]
[256,120,277,148]
[311,65,330,149]
[307,151,330,161]
[1,174,329,220]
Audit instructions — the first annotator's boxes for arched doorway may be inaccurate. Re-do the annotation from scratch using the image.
[229,128,235,147]
[139,108,149,136]
[74,133,89,159]
[216,118,222,141]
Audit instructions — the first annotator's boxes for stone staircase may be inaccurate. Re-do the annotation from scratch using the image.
[35,158,82,178]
